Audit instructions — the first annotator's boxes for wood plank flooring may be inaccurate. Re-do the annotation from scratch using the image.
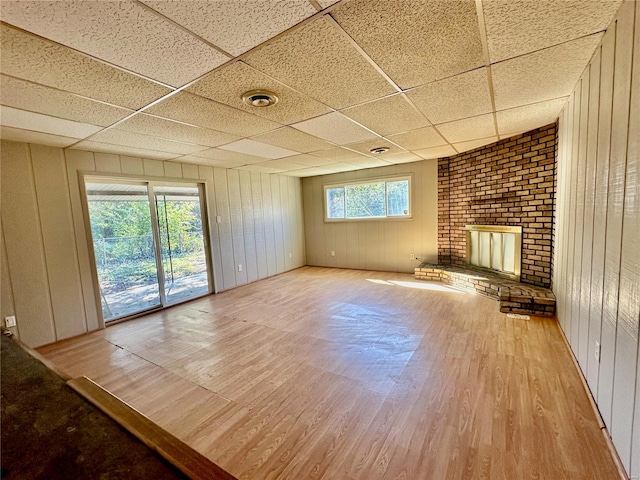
[38,267,620,480]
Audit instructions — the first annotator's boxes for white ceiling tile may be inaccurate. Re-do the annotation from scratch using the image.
[492,34,603,111]
[243,16,395,109]
[146,92,281,137]
[321,163,364,173]
[332,0,484,89]
[88,129,209,155]
[308,146,372,162]
[496,98,568,136]
[413,145,458,160]
[250,159,306,170]
[436,114,496,144]
[282,154,338,167]
[0,106,102,138]
[483,0,623,62]
[219,139,299,159]
[140,0,317,57]
[406,68,493,124]
[0,75,133,127]
[291,112,377,145]
[191,148,266,165]
[286,166,338,177]
[0,1,229,87]
[344,157,392,168]
[343,138,407,157]
[0,126,78,148]
[317,0,340,8]
[386,126,447,151]
[341,94,430,136]
[118,114,239,148]
[453,136,499,154]
[176,155,247,169]
[0,26,171,109]
[234,164,288,174]
[379,152,423,165]
[251,127,335,153]
[187,62,332,124]
[70,141,179,161]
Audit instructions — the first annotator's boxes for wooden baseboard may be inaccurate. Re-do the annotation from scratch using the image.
[554,320,630,480]
[67,376,237,480]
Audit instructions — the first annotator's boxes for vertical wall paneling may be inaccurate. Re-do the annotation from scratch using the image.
[120,156,144,175]
[227,169,247,285]
[63,149,100,332]
[585,48,603,393]
[94,153,121,173]
[198,166,223,293]
[239,170,258,283]
[163,161,183,178]
[30,145,87,339]
[610,1,638,470]
[213,167,237,290]
[182,163,199,180]
[280,175,292,271]
[1,226,16,325]
[251,172,268,280]
[271,175,285,273]
[302,160,438,273]
[555,4,639,476]
[574,73,590,365]
[143,159,165,177]
[1,141,56,346]
[261,174,277,277]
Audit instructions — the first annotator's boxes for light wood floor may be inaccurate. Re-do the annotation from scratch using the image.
[39,267,619,480]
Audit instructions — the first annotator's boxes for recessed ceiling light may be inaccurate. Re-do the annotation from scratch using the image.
[369,147,390,154]
[242,89,279,107]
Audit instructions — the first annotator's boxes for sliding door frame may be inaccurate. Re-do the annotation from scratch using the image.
[79,172,214,328]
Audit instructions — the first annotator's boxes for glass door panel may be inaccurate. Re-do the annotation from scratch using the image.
[86,182,161,321]
[153,184,209,304]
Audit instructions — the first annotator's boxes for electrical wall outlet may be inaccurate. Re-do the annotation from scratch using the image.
[216,215,222,224]
[595,341,601,363]
[289,252,292,259]
[238,264,243,272]
[410,253,415,260]
[331,250,335,257]
[5,316,16,328]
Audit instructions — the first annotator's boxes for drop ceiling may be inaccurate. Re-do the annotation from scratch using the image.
[0,0,623,177]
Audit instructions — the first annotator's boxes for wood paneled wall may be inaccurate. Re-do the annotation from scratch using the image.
[301,160,438,273]
[0,142,305,347]
[554,2,640,477]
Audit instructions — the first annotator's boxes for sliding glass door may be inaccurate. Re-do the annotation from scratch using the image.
[85,179,211,322]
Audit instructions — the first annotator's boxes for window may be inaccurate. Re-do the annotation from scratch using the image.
[324,176,411,221]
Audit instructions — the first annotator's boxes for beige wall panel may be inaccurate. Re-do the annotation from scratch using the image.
[567,85,581,350]
[250,172,268,280]
[302,159,438,274]
[280,175,293,272]
[239,170,258,283]
[163,161,183,178]
[290,176,304,267]
[584,50,603,393]
[64,149,99,332]
[261,174,277,277]
[1,141,56,347]
[94,153,121,173]
[608,2,637,471]
[600,9,632,430]
[1,222,17,336]
[573,74,589,364]
[120,156,144,175]
[31,144,87,340]
[182,163,199,180]
[271,175,285,273]
[213,167,237,290]
[227,169,247,285]
[143,159,165,177]
[198,166,223,293]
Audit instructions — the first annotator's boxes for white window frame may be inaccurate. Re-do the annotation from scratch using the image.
[323,174,413,222]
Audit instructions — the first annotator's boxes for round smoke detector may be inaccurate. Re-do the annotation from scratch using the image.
[369,147,390,155]
[242,90,279,107]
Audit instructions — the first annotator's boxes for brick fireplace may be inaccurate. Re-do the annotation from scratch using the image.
[438,123,557,288]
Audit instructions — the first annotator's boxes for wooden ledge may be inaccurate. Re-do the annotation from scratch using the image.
[67,376,237,480]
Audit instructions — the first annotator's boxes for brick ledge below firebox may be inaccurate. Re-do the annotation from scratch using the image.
[414,263,555,316]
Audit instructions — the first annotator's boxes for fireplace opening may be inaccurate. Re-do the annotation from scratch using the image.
[465,225,522,280]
